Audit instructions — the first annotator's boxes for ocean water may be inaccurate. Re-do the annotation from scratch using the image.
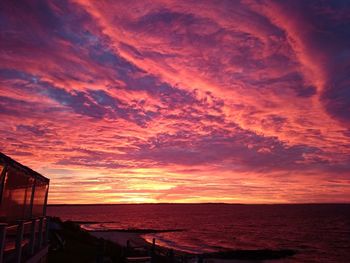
[47,204,350,262]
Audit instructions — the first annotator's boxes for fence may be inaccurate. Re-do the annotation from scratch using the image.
[0,217,49,263]
[126,237,196,263]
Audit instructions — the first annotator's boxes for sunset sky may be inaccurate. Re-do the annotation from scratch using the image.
[1,0,350,204]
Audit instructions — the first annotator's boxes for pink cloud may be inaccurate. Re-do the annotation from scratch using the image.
[0,0,349,203]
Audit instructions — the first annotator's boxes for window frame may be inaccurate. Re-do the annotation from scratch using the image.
[0,164,7,204]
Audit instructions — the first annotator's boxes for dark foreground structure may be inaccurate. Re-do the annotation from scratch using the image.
[0,153,50,263]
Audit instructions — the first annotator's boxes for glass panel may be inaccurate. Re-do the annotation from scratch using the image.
[0,164,4,210]
[0,167,34,221]
[32,179,48,217]
[0,163,4,187]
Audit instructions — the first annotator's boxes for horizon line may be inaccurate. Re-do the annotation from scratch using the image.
[47,202,350,206]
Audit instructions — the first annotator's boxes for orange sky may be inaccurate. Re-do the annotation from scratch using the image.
[0,0,350,204]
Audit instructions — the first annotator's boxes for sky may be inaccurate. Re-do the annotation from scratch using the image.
[1,0,350,204]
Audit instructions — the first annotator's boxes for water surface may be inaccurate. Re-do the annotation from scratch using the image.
[47,204,350,262]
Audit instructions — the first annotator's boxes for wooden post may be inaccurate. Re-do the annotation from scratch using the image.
[43,184,49,216]
[15,221,24,263]
[126,239,130,249]
[169,249,174,263]
[0,165,7,205]
[38,217,44,249]
[0,223,7,263]
[44,217,50,244]
[29,179,36,219]
[151,238,156,263]
[126,239,130,256]
[29,218,36,255]
[151,238,156,255]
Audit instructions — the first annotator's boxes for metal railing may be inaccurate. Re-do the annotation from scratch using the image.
[125,237,194,263]
[0,217,49,263]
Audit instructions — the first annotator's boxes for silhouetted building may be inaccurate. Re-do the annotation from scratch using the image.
[0,152,50,262]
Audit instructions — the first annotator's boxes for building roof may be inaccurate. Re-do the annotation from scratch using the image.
[0,152,49,183]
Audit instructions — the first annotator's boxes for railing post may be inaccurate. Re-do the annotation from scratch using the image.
[29,218,37,255]
[43,184,49,217]
[29,179,36,219]
[0,223,7,263]
[38,217,44,249]
[44,217,50,245]
[151,238,156,263]
[0,165,7,205]
[15,220,24,263]
[126,239,130,249]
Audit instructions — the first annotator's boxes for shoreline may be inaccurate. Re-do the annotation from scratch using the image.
[49,217,297,262]
[83,225,296,262]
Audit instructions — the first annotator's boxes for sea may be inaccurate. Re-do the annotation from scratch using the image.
[47,204,350,262]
